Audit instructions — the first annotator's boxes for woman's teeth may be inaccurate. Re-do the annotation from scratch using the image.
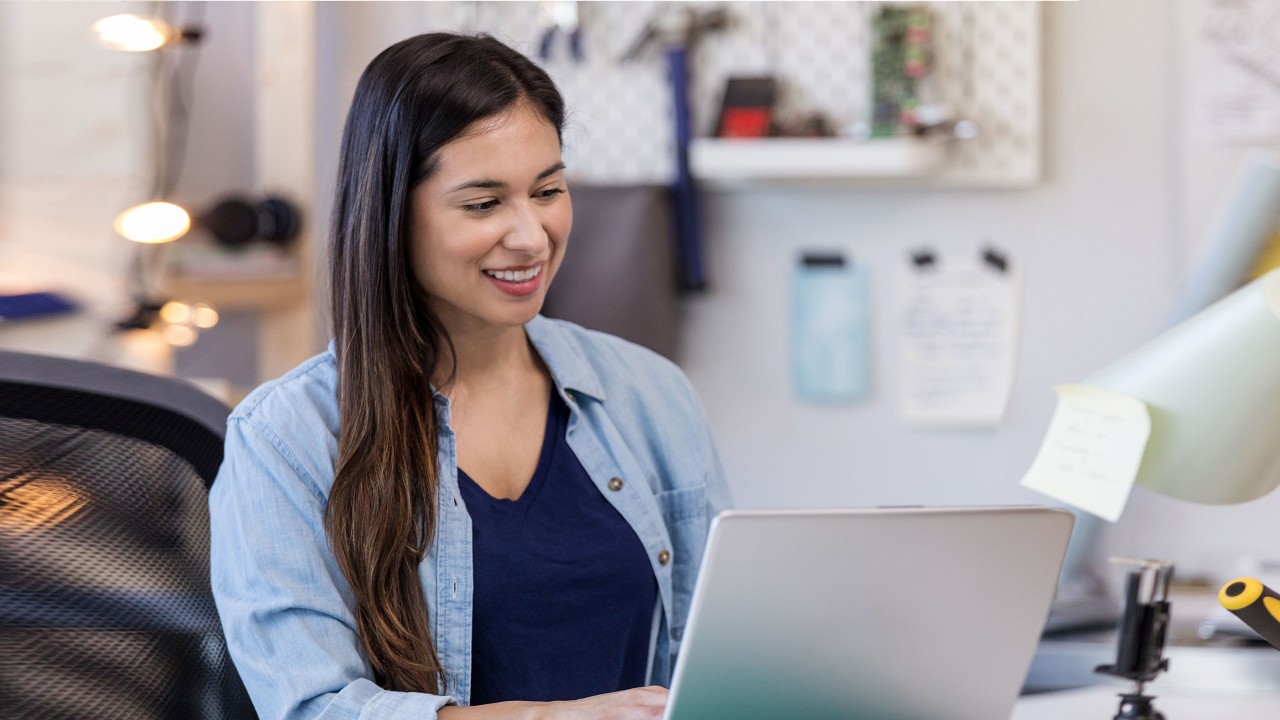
[484,266,542,282]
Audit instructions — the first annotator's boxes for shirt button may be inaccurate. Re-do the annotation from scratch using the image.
[608,477,624,491]
[658,550,671,565]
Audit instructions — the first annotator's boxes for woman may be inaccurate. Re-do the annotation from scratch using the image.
[209,32,731,720]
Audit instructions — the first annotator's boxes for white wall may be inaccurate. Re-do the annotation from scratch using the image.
[169,1,257,218]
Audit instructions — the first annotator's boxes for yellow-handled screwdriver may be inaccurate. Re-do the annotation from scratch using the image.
[1218,577,1280,651]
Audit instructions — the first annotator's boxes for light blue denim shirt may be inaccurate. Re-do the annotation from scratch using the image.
[209,315,732,720]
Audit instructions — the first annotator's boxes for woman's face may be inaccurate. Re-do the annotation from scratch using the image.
[410,102,572,336]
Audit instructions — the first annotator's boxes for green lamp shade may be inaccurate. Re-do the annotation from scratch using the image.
[1085,268,1280,505]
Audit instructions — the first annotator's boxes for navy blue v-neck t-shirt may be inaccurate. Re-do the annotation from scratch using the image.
[457,390,658,705]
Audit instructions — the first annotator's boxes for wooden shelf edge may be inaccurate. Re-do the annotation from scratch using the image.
[162,275,309,311]
[690,137,950,182]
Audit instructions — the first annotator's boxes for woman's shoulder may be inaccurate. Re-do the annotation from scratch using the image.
[231,346,339,431]
[213,348,341,508]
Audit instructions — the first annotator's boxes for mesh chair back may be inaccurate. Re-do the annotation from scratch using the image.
[0,350,256,719]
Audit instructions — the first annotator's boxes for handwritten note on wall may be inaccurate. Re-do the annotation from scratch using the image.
[896,248,1020,427]
[1020,385,1153,522]
[1192,0,1280,144]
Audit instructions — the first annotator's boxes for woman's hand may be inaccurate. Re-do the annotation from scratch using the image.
[438,686,668,720]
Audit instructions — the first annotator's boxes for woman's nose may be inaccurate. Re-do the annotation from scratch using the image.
[503,203,551,254]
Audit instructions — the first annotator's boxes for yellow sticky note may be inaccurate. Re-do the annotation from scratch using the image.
[1020,385,1152,522]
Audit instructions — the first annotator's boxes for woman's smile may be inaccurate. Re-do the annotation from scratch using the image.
[482,263,545,296]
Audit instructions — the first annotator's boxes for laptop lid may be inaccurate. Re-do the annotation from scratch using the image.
[663,506,1074,720]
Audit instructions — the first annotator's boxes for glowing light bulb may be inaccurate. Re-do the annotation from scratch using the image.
[191,304,219,329]
[93,14,173,52]
[114,202,191,244]
[162,324,198,347]
[160,301,193,325]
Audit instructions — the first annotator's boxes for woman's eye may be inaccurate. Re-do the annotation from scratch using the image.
[463,200,499,213]
[536,187,566,200]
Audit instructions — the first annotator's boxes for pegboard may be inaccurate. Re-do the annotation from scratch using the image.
[415,1,1040,188]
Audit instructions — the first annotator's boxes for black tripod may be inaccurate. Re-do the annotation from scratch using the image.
[1094,559,1174,720]
[1113,693,1164,720]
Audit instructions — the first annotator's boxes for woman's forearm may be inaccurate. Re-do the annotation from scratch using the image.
[438,701,541,720]
[435,686,667,720]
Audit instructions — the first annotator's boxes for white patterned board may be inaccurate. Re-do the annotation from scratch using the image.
[415,1,1041,188]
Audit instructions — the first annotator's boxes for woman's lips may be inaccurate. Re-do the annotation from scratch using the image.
[482,264,544,296]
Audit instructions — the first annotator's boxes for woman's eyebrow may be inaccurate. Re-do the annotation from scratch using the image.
[536,161,567,181]
[446,162,566,193]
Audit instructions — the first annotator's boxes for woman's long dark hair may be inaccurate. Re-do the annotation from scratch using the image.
[326,33,564,694]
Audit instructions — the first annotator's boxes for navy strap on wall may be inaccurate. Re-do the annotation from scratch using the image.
[666,45,706,292]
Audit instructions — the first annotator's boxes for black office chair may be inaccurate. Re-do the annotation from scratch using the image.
[0,349,256,719]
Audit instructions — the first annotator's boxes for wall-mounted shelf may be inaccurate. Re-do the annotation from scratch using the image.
[164,240,305,311]
[163,274,306,311]
[689,137,950,184]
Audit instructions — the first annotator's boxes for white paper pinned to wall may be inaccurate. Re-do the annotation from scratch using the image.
[1192,0,1280,145]
[1020,385,1153,523]
[896,246,1020,427]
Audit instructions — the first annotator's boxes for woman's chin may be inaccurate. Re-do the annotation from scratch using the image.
[494,299,547,328]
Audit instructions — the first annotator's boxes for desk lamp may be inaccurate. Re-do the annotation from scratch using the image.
[1060,268,1280,719]
[1084,267,1280,506]
[94,6,205,341]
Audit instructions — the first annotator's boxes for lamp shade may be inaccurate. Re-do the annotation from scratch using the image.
[1085,269,1280,504]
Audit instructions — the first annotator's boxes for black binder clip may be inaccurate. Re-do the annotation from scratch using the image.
[981,246,1009,274]
[910,248,937,270]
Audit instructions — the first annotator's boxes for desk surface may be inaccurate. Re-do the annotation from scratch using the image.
[1012,686,1280,718]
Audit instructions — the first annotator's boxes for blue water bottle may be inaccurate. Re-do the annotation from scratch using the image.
[791,253,870,403]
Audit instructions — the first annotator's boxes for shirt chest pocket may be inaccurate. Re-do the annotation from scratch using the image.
[654,484,710,641]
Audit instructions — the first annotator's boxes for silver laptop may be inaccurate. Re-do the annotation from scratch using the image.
[663,506,1074,720]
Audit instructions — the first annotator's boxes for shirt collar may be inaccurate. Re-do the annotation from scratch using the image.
[325,315,607,403]
[524,315,607,403]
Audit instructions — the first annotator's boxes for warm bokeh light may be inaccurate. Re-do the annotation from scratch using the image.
[93,14,173,52]
[160,301,193,325]
[114,202,191,244]
[161,324,198,347]
[0,475,87,536]
[191,304,219,329]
